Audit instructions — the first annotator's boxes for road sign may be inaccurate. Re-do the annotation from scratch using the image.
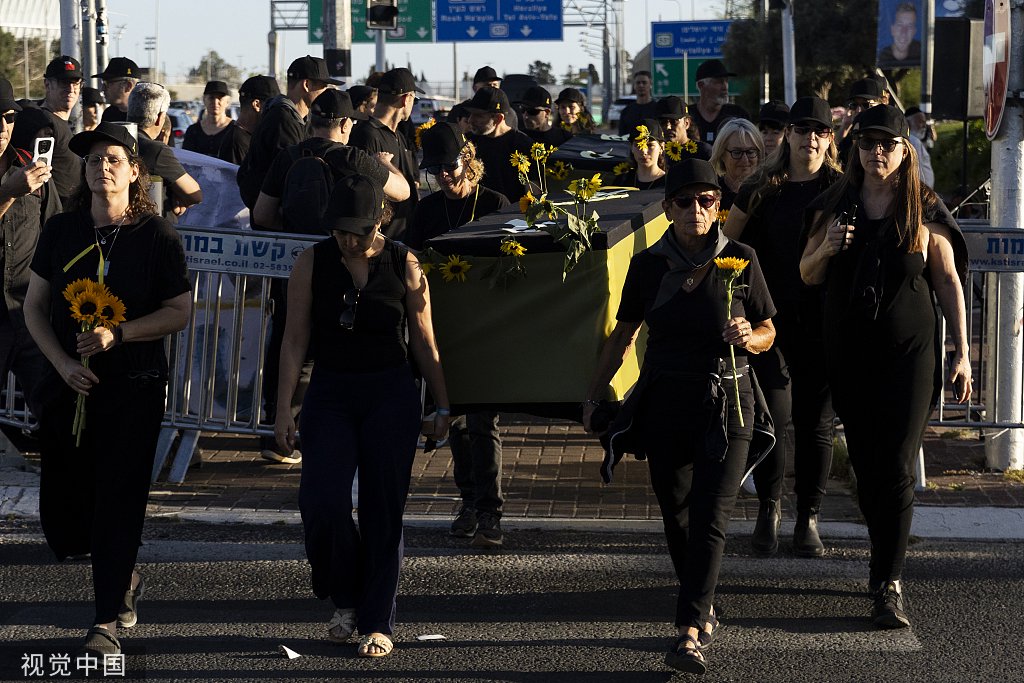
[436,0,562,42]
[352,0,433,43]
[984,0,1010,140]
[651,21,733,98]
[309,0,324,43]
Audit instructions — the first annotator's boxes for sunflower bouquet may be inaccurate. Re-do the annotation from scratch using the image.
[713,257,750,426]
[63,278,127,445]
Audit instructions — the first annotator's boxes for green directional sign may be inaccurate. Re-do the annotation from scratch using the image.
[309,0,432,44]
[653,58,749,99]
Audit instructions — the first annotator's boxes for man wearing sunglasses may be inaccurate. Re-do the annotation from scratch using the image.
[0,78,61,425]
[517,86,570,147]
[93,57,140,124]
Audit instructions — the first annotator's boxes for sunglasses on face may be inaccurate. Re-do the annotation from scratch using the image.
[726,148,760,160]
[1,112,16,125]
[424,163,459,176]
[669,193,718,210]
[525,108,549,116]
[339,288,360,330]
[791,124,833,137]
[856,137,902,153]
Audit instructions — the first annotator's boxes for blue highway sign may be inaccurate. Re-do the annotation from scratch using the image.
[651,20,731,59]
[436,0,563,42]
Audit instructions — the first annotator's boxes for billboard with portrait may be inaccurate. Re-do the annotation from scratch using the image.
[877,0,966,68]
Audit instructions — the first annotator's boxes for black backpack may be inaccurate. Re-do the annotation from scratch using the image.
[280,142,348,234]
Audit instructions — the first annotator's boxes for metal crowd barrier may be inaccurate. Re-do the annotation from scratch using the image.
[1,222,1021,484]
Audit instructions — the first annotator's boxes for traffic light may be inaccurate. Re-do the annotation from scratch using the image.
[367,0,399,30]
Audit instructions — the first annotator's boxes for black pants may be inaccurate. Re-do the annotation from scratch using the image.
[751,334,834,513]
[638,374,753,630]
[448,411,503,515]
[298,363,421,636]
[38,374,165,625]
[261,281,311,433]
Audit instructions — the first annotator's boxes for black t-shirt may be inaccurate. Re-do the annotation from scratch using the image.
[101,106,127,123]
[182,121,232,158]
[37,110,81,206]
[30,210,191,379]
[260,138,389,199]
[693,103,749,145]
[237,96,308,211]
[734,173,838,319]
[405,186,510,250]
[138,132,187,218]
[525,125,572,147]
[349,117,419,242]
[617,100,659,136]
[470,129,535,203]
[217,123,251,165]
[617,239,775,372]
[719,176,739,212]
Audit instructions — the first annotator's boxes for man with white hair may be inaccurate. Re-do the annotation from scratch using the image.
[691,60,748,145]
[126,82,202,218]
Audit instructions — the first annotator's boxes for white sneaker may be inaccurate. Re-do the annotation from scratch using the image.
[260,448,302,464]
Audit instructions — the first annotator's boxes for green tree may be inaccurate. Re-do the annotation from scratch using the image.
[0,30,55,100]
[931,119,990,198]
[187,50,243,84]
[528,60,556,85]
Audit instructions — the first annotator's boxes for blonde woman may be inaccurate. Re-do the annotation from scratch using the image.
[709,118,764,210]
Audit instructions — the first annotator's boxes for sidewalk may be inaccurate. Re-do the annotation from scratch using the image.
[4,417,1023,535]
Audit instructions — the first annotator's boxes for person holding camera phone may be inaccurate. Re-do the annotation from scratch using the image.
[800,105,970,630]
[0,83,62,423]
[584,159,776,676]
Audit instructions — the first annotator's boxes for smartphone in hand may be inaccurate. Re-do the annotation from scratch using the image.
[32,136,55,166]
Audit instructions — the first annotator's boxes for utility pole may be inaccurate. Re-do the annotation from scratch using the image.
[323,0,353,81]
[985,1,1024,471]
[80,0,98,89]
[780,0,796,104]
[95,0,108,75]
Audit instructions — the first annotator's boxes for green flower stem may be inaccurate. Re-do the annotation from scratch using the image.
[724,282,744,427]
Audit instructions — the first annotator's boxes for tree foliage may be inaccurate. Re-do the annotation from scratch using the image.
[187,50,243,85]
[0,30,57,100]
[528,60,556,85]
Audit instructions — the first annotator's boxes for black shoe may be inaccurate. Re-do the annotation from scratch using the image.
[793,511,825,558]
[751,499,781,555]
[117,575,145,628]
[450,506,478,538]
[471,511,503,549]
[665,633,707,675]
[872,580,911,629]
[81,626,120,655]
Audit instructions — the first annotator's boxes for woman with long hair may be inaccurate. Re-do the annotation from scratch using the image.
[614,119,668,191]
[709,118,764,210]
[724,96,843,558]
[552,88,596,135]
[799,105,970,629]
[24,122,191,655]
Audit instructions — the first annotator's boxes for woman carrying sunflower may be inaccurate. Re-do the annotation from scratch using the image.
[583,159,776,676]
[23,122,192,656]
[613,119,668,191]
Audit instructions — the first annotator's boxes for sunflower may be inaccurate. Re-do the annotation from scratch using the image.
[585,173,602,197]
[713,256,750,276]
[500,238,527,257]
[420,261,434,275]
[94,291,127,329]
[510,151,530,175]
[717,208,730,224]
[414,118,437,149]
[634,124,651,151]
[529,143,548,162]
[613,161,633,177]
[547,160,570,180]
[69,290,102,327]
[440,255,472,283]
[519,191,535,214]
[665,140,683,161]
[685,140,699,154]
[63,278,96,303]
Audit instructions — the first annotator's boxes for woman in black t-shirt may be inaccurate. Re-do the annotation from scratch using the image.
[24,122,191,657]
[274,175,449,659]
[584,160,776,676]
[724,96,843,559]
[709,118,764,211]
[613,118,668,191]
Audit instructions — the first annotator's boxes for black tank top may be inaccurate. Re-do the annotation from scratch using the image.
[310,236,409,373]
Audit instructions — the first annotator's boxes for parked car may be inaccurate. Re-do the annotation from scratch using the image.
[606,96,636,128]
[165,108,192,148]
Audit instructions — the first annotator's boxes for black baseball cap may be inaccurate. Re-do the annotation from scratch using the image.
[447,101,471,122]
[758,100,790,126]
[629,118,666,143]
[554,88,584,106]
[518,86,552,109]
[848,78,882,100]
[203,80,229,96]
[322,175,386,235]
[421,122,468,167]
[904,106,923,117]
[81,87,105,106]
[0,78,21,112]
[852,104,909,138]
[310,89,367,121]
[69,121,139,157]
[377,67,424,95]
[287,55,345,86]
[656,96,688,120]
[347,85,376,108]
[238,75,280,101]
[44,55,83,81]
[92,57,140,80]
[466,87,510,115]
[695,60,736,81]
[473,66,502,84]
[665,158,720,199]
[787,96,831,128]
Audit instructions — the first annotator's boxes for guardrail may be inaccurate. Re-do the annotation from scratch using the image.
[1,221,1020,484]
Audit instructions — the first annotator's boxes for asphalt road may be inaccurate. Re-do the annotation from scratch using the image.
[1,519,1021,682]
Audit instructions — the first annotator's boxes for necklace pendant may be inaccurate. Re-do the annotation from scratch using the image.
[100,237,107,245]
[686,277,694,285]
[103,261,110,277]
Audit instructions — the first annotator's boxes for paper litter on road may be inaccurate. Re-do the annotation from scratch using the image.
[417,634,447,641]
[278,644,302,659]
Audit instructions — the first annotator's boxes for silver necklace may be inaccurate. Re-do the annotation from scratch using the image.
[96,212,128,244]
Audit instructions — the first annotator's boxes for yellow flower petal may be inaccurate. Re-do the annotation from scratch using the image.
[713,256,750,273]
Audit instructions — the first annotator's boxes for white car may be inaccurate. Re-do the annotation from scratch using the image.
[606,96,636,128]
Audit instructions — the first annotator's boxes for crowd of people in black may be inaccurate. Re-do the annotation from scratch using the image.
[0,51,971,676]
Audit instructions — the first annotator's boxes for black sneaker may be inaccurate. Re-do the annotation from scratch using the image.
[450,506,478,538]
[872,580,911,629]
[81,626,120,655]
[117,575,145,628]
[471,512,503,549]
